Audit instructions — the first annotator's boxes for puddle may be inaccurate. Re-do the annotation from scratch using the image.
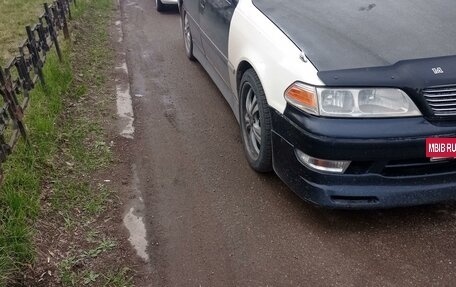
[115,19,134,139]
[123,164,149,262]
[115,72,135,139]
[116,20,123,43]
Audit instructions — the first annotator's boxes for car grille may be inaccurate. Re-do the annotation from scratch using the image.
[423,85,456,116]
[381,158,456,177]
[346,158,456,177]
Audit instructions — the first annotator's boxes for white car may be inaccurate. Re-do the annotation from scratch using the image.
[156,0,177,12]
[178,0,456,209]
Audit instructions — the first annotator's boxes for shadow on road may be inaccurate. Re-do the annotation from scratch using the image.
[257,172,456,232]
[307,195,456,232]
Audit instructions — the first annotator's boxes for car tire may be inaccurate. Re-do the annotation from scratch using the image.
[239,68,273,173]
[182,10,195,61]
[156,0,165,12]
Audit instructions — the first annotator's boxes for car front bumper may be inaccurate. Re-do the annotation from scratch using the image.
[271,107,456,209]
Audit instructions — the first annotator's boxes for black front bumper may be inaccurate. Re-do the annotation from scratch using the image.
[271,107,456,209]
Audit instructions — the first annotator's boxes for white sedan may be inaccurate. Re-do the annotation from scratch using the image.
[178,0,456,209]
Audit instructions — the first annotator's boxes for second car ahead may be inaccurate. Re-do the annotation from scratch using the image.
[155,0,177,12]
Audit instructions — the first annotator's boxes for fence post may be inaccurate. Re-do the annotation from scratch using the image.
[58,0,70,39]
[66,0,72,20]
[0,67,28,144]
[25,26,45,85]
[0,131,12,168]
[51,2,62,31]
[16,49,34,91]
[44,3,63,62]
[37,19,50,53]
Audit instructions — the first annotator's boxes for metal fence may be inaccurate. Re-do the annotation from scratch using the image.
[0,0,75,179]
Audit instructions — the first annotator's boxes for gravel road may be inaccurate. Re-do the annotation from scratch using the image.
[120,0,456,285]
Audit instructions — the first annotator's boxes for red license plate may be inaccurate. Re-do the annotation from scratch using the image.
[426,137,456,158]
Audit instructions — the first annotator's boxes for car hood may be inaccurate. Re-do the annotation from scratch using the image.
[252,0,456,71]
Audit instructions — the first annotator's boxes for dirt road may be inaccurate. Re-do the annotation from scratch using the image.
[119,0,456,285]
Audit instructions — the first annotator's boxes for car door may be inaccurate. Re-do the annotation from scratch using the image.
[184,0,203,54]
[199,0,237,87]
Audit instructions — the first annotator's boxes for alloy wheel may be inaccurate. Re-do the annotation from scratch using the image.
[184,13,192,54]
[243,83,261,159]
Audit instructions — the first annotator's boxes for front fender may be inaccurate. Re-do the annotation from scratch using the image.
[228,0,323,114]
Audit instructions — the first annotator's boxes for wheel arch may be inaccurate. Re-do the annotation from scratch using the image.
[235,59,272,109]
[236,60,254,92]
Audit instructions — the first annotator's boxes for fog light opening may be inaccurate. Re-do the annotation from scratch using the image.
[295,149,351,174]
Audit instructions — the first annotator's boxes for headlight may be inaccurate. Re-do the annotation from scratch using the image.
[284,83,421,118]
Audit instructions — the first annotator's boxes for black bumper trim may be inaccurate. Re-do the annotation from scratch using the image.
[278,105,456,161]
[271,108,456,209]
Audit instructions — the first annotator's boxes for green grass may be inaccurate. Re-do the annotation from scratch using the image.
[59,238,117,286]
[57,234,133,287]
[0,0,119,285]
[0,52,72,284]
[102,268,134,287]
[0,0,49,64]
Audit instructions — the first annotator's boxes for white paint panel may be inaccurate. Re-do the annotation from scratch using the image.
[161,0,178,4]
[228,0,324,114]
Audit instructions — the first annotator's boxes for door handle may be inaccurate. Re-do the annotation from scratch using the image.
[200,0,206,9]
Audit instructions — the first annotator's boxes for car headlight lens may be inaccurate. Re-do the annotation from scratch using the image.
[284,83,421,118]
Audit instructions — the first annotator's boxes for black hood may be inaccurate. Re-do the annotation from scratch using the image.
[253,0,456,71]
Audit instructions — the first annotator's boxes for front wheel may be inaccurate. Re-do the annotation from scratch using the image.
[239,69,273,173]
[182,11,195,61]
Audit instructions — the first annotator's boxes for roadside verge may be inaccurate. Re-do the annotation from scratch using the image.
[0,0,145,285]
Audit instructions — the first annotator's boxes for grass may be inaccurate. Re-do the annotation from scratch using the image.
[0,0,133,285]
[59,238,118,286]
[0,0,48,64]
[0,51,72,284]
[103,268,134,287]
